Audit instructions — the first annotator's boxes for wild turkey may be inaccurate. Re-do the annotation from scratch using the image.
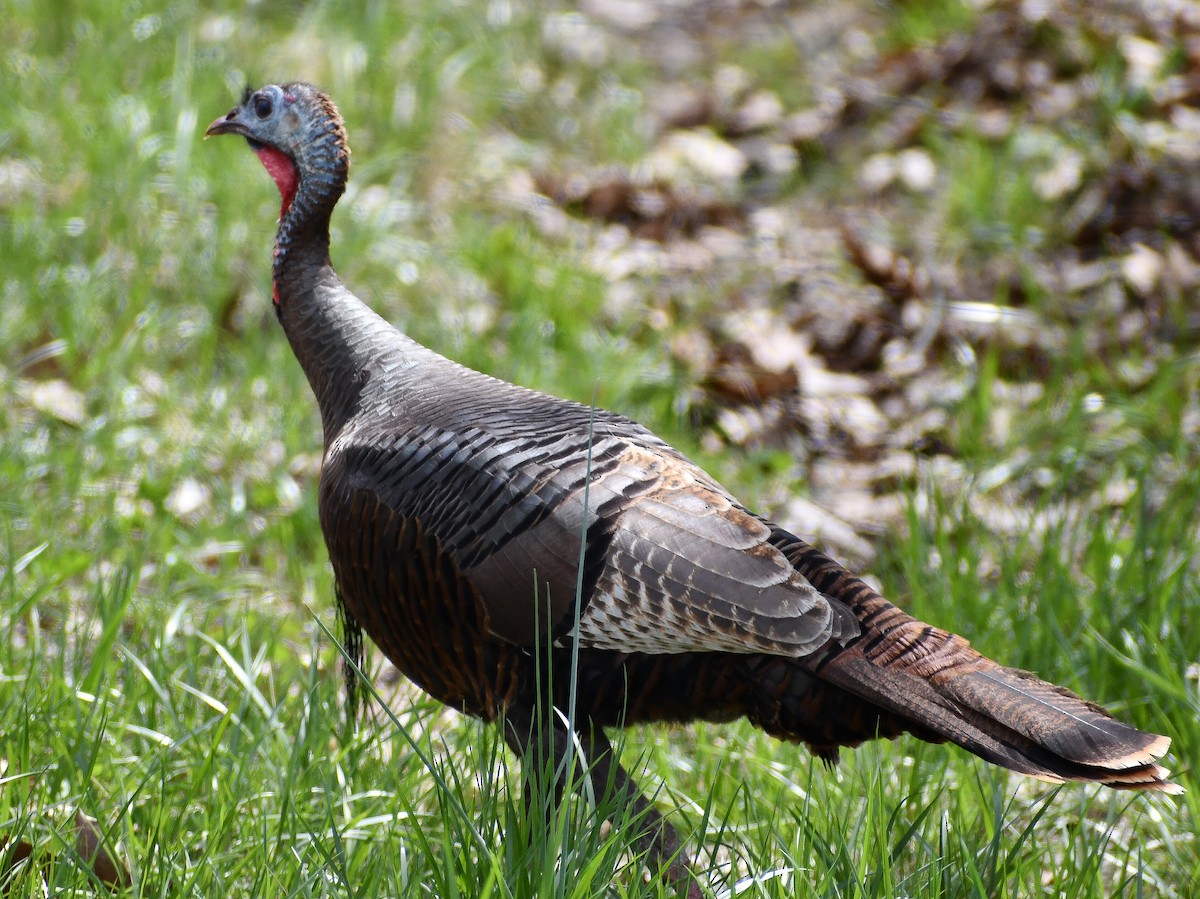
[206,83,1178,893]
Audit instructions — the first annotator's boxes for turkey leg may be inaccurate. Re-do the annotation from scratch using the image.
[503,704,702,898]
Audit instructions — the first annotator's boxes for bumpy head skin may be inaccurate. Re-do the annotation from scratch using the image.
[207,83,351,308]
[205,82,349,218]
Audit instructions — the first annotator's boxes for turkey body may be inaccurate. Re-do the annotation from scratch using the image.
[316,342,919,757]
[207,82,1178,895]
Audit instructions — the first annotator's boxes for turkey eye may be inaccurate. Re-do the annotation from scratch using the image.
[253,95,273,119]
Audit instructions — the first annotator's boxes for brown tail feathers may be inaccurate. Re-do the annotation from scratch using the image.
[791,541,1179,792]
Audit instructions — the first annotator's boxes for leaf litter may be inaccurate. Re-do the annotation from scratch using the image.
[510,0,1200,568]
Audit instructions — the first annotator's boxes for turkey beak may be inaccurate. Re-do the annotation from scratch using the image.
[205,110,248,139]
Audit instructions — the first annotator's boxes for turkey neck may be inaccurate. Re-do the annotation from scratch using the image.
[269,123,401,443]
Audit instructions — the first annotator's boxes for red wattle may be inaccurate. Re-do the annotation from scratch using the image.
[254,145,299,218]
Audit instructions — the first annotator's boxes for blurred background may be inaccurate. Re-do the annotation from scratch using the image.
[1,0,1197,895]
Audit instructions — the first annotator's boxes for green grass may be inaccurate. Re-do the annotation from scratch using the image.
[880,0,981,52]
[2,0,1198,896]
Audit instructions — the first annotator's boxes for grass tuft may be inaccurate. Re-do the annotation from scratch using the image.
[1,0,1196,896]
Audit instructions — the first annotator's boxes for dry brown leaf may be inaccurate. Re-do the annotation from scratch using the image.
[164,477,211,521]
[74,810,131,891]
[651,83,713,131]
[840,224,927,302]
[702,341,798,405]
[534,170,743,241]
[1,836,41,888]
[17,377,87,427]
[15,338,69,379]
[726,90,784,136]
